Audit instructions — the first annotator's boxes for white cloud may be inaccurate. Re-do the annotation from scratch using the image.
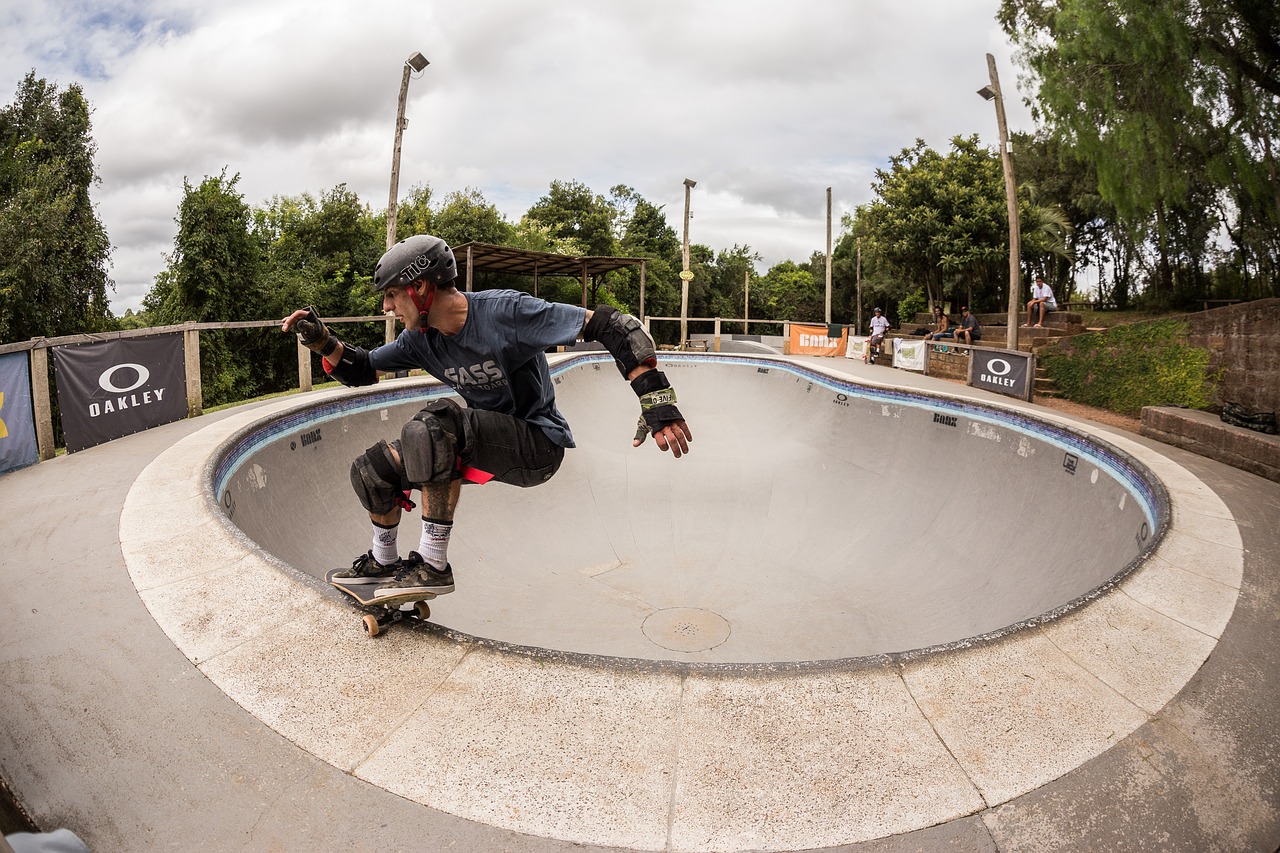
[2,0,1035,313]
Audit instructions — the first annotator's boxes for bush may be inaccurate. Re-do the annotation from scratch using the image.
[895,289,926,327]
[1041,318,1219,416]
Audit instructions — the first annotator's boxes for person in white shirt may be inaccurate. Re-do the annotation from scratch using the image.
[867,307,891,362]
[1024,276,1057,327]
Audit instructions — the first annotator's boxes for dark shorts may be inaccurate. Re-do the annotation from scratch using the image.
[457,408,565,488]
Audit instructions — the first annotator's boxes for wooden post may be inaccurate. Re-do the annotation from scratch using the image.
[466,245,474,292]
[183,325,202,417]
[581,263,588,308]
[297,338,312,392]
[713,317,721,353]
[639,260,646,321]
[986,53,1023,355]
[29,343,55,461]
[825,187,833,325]
[744,270,750,334]
[856,238,863,335]
[385,62,413,250]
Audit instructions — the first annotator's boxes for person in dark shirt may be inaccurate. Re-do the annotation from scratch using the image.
[281,234,692,601]
[954,306,981,345]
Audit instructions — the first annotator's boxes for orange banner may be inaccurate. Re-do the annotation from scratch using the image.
[787,324,847,357]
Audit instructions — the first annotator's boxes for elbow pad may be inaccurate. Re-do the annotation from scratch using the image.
[327,344,379,387]
[583,306,657,378]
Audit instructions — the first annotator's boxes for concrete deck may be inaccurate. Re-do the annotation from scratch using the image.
[2,353,1277,852]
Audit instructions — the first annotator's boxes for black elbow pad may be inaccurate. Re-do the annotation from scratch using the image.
[328,344,379,387]
[584,305,657,377]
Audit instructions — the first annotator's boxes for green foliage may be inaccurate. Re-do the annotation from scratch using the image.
[522,179,618,257]
[1041,317,1218,415]
[859,136,1012,310]
[896,289,927,327]
[0,72,113,344]
[999,0,1280,302]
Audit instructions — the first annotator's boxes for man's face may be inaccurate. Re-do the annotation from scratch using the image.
[382,282,425,327]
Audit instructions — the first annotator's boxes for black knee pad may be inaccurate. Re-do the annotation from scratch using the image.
[350,439,409,514]
[401,398,465,484]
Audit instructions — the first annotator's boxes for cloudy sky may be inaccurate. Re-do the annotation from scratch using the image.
[3,0,1036,314]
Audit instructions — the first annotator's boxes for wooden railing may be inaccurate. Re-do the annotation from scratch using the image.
[0,315,394,461]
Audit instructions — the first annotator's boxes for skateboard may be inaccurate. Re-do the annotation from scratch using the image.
[326,569,435,637]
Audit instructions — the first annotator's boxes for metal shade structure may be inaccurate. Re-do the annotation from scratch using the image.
[450,242,648,312]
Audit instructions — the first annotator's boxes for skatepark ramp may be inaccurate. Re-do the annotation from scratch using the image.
[212,354,1167,664]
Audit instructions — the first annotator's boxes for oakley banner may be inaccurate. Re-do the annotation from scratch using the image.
[54,335,188,452]
[0,351,39,474]
[970,348,1033,400]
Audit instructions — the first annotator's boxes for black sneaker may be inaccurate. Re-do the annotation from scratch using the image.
[331,551,399,585]
[372,551,455,601]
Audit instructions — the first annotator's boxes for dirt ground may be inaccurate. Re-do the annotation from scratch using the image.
[933,375,1145,435]
[1035,396,1144,434]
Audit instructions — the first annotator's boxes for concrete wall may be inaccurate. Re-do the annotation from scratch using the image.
[1184,298,1279,415]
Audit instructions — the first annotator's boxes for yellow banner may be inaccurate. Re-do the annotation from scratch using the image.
[788,324,847,357]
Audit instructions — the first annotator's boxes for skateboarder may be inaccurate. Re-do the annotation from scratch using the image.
[867,307,890,362]
[282,234,692,602]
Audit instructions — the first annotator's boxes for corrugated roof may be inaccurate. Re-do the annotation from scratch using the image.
[452,242,646,278]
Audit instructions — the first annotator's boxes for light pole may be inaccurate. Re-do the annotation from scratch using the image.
[979,53,1022,352]
[825,187,833,325]
[680,178,696,346]
[386,51,430,250]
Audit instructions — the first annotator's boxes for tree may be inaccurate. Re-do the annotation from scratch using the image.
[0,72,112,344]
[999,0,1280,301]
[523,180,619,257]
[433,187,515,248]
[859,137,1010,311]
[144,170,270,405]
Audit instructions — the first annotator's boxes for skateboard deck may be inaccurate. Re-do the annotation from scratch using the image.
[326,568,436,637]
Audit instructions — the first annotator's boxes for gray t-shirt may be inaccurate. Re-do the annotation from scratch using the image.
[369,290,587,447]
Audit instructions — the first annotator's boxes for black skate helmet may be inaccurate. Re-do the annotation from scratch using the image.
[373,235,457,291]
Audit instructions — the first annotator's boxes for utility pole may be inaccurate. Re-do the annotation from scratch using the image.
[680,178,696,346]
[825,187,833,325]
[856,238,863,335]
[386,52,429,250]
[980,53,1023,351]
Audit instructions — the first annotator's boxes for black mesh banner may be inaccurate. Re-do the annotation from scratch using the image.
[53,335,188,452]
[970,349,1033,400]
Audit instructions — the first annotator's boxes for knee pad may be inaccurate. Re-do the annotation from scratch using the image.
[350,439,409,514]
[401,399,465,484]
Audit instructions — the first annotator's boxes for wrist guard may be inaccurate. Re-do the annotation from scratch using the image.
[583,306,656,378]
[630,369,683,436]
[296,306,339,357]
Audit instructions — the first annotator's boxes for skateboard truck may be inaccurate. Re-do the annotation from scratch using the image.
[326,568,435,637]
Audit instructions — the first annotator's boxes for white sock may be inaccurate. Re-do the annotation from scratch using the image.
[418,518,453,570]
[371,521,399,566]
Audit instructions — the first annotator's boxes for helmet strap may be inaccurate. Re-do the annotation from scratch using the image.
[409,282,435,332]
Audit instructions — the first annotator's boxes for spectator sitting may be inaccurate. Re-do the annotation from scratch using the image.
[923,306,954,341]
[954,306,981,345]
[1023,275,1057,327]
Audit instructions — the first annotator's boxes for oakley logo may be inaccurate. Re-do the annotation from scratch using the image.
[99,363,150,394]
[985,358,1012,376]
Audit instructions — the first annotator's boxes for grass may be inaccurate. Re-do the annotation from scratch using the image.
[1041,317,1219,416]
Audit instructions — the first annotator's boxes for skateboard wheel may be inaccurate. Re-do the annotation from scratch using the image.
[362,614,381,637]
[414,601,431,620]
